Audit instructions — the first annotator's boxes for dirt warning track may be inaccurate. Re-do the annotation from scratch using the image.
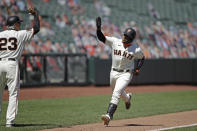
[3,85,197,100]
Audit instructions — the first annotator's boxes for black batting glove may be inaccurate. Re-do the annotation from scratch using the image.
[96,16,101,30]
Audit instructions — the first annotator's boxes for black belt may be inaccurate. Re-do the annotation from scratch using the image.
[0,58,16,61]
[112,68,130,72]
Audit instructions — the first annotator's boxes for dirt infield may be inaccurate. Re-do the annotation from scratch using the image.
[42,110,197,131]
[2,85,197,131]
[3,85,197,100]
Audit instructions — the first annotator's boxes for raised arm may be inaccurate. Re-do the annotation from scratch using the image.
[96,17,106,43]
[28,8,40,35]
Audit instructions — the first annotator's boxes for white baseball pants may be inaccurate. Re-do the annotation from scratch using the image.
[0,60,20,125]
[110,70,133,105]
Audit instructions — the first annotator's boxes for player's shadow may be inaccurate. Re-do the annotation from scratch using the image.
[125,123,163,127]
[108,123,163,127]
[1,123,63,127]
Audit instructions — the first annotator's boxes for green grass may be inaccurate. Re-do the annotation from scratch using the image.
[166,126,197,131]
[0,90,197,131]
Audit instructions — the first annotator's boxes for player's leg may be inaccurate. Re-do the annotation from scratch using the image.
[5,62,20,126]
[120,73,133,109]
[121,91,132,109]
[110,74,116,91]
[110,72,131,105]
[121,90,130,103]
[102,73,131,124]
[101,71,118,126]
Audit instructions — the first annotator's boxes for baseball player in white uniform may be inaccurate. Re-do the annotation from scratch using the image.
[96,17,145,126]
[0,8,40,127]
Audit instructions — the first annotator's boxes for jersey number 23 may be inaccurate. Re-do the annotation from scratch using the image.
[0,37,18,51]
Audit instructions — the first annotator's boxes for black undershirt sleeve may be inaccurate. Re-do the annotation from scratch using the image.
[136,56,145,70]
[33,13,40,35]
[97,29,106,43]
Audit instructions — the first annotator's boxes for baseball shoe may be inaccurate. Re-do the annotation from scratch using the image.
[101,114,110,126]
[125,93,132,110]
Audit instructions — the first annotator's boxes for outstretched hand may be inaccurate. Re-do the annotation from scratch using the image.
[27,7,37,15]
[96,17,102,30]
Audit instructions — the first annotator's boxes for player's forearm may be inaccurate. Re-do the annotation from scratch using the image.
[97,29,106,43]
[32,12,40,35]
[136,56,145,70]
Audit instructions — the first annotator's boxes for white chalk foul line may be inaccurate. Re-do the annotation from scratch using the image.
[147,123,197,131]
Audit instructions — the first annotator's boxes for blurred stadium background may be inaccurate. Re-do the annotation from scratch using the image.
[0,0,197,86]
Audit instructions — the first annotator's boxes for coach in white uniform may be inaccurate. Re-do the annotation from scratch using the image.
[0,8,40,127]
[96,17,145,126]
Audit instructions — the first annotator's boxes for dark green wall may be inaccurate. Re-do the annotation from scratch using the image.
[89,58,197,86]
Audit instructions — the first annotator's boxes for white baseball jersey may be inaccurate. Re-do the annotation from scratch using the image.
[0,29,34,61]
[105,36,144,71]
[0,28,34,125]
[105,36,144,105]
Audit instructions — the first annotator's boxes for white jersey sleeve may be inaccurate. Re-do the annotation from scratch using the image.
[18,29,34,42]
[105,36,116,47]
[135,47,144,59]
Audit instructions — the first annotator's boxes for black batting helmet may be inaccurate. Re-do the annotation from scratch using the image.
[6,16,23,26]
[123,27,136,43]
